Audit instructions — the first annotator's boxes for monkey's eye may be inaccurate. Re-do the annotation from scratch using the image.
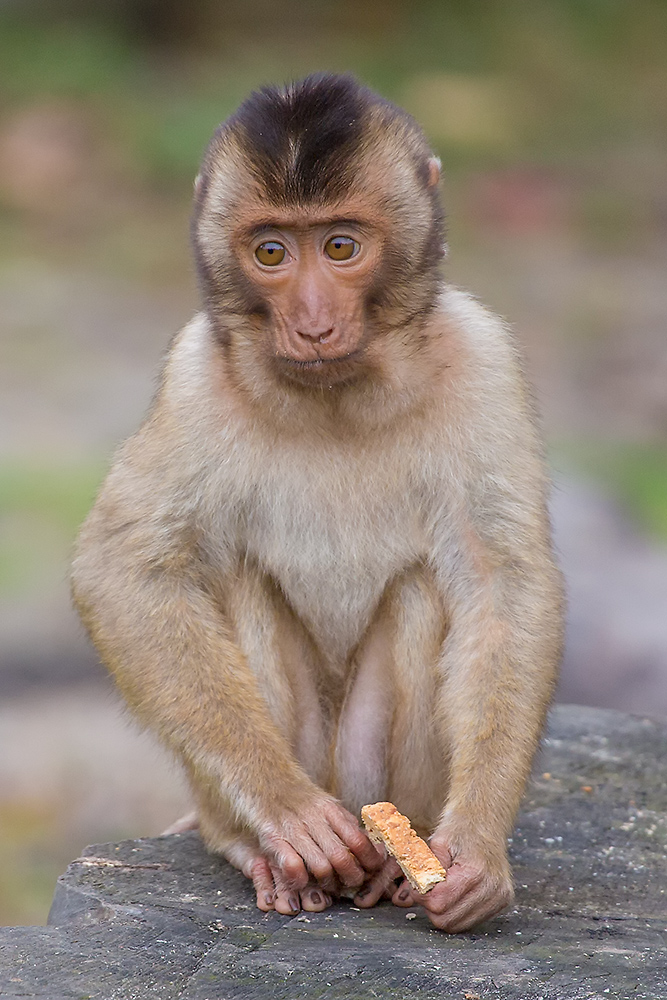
[255,241,287,266]
[324,236,359,261]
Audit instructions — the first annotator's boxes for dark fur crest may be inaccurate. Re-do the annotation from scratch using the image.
[223,73,419,206]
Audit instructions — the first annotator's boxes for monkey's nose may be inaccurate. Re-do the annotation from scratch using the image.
[295,327,334,344]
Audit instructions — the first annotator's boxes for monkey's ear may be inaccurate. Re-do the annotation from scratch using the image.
[427,157,441,188]
[194,172,204,197]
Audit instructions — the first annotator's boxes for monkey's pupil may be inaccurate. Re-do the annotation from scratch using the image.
[325,237,357,260]
[256,242,285,265]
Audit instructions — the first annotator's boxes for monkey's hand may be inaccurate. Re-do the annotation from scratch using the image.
[218,833,333,916]
[257,797,384,902]
[391,836,514,932]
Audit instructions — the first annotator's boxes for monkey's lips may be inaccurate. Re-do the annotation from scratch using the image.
[273,351,365,387]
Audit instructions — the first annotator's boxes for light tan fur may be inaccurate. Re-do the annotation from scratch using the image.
[72,80,564,931]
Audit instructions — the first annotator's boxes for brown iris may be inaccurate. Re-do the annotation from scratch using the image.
[324,236,359,261]
[256,241,286,266]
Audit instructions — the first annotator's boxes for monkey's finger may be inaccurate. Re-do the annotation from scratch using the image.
[270,864,302,916]
[412,863,484,914]
[353,858,402,908]
[424,881,511,933]
[269,836,323,891]
[324,804,384,872]
[273,825,354,890]
[307,830,366,888]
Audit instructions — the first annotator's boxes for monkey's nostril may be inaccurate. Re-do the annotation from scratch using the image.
[296,327,334,343]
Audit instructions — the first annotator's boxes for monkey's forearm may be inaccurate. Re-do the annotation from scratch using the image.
[73,561,318,829]
[436,566,563,863]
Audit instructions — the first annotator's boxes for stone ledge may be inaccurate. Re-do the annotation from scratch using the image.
[1,705,666,999]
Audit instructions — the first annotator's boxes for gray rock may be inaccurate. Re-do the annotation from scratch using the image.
[1,705,666,999]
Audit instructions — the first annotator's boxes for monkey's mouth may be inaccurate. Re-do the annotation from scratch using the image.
[272,351,365,387]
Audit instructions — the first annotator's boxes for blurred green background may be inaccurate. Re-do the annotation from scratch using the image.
[1,0,666,924]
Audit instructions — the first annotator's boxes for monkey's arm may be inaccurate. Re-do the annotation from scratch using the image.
[407,487,564,931]
[407,312,564,931]
[421,518,563,930]
[72,437,380,893]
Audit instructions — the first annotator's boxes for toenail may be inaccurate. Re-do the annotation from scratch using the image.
[310,891,322,905]
[356,885,371,898]
[264,892,275,906]
[398,889,410,901]
[288,895,300,912]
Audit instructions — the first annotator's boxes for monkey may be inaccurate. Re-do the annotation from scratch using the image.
[71,73,564,933]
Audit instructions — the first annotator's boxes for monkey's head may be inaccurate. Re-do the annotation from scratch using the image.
[192,74,445,393]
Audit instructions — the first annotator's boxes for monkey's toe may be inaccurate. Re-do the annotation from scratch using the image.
[273,891,301,915]
[301,887,332,912]
[161,811,199,835]
[391,879,414,906]
[353,857,402,907]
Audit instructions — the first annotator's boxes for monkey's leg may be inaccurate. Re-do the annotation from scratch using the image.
[344,567,448,909]
[216,567,344,913]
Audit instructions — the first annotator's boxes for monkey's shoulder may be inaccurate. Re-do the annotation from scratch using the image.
[436,287,526,388]
[433,287,540,444]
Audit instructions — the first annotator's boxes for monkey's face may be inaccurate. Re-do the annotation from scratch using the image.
[193,75,446,397]
[234,208,382,387]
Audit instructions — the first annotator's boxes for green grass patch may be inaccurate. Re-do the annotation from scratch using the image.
[0,460,106,595]
[0,20,137,101]
[0,460,106,534]
[559,442,667,541]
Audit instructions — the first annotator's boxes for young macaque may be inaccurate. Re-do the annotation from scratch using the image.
[72,74,564,932]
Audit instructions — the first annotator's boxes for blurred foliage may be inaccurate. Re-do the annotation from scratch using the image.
[0,1,665,189]
[0,800,67,925]
[0,1,663,282]
[0,462,104,595]
[563,443,667,541]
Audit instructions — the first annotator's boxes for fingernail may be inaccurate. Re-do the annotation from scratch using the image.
[356,885,371,898]
[264,892,275,907]
[288,895,300,912]
[398,889,410,901]
[310,891,322,905]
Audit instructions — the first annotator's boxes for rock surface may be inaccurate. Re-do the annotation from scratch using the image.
[1,705,666,999]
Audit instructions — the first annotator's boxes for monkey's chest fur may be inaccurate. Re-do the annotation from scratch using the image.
[229,442,427,665]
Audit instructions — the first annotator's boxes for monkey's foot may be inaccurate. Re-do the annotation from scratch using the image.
[161,811,199,836]
[246,855,332,914]
[353,856,403,908]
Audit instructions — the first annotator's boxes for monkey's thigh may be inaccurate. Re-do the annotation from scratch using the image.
[227,563,330,788]
[335,566,448,832]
